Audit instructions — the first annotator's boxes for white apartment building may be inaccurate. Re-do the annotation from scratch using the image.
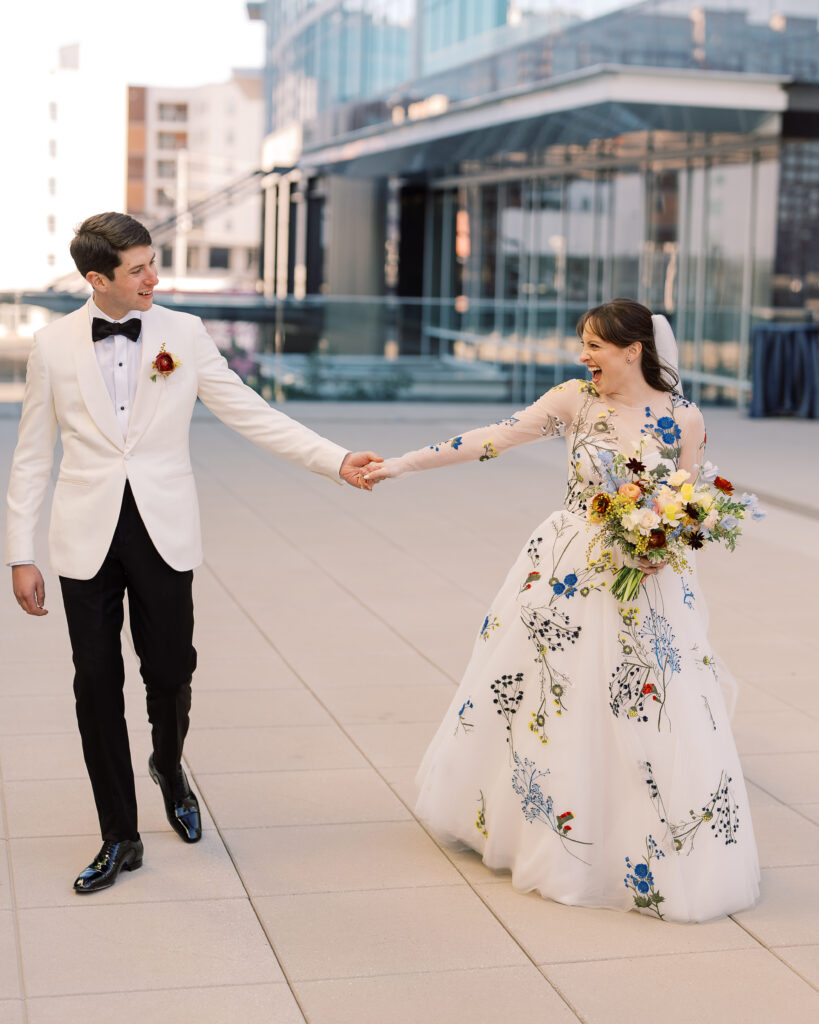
[126,70,264,292]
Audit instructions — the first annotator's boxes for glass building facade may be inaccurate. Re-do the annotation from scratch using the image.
[251,0,819,403]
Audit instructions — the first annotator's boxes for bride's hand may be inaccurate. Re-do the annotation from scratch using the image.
[362,461,393,485]
[638,556,667,576]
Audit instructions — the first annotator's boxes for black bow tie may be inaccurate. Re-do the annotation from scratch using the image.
[91,317,142,343]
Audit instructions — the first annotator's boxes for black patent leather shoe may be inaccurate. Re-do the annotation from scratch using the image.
[73,838,143,893]
[148,754,202,843]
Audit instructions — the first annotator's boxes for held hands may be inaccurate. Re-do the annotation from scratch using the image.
[340,451,384,491]
[360,460,392,486]
[12,564,48,616]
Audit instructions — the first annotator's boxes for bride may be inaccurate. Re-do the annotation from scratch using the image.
[363,298,760,922]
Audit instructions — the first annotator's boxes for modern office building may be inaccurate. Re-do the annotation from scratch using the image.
[126,70,264,291]
[248,0,819,402]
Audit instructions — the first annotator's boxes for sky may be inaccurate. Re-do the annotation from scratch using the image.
[1,0,265,93]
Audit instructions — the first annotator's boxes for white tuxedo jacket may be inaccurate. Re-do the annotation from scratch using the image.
[5,299,348,579]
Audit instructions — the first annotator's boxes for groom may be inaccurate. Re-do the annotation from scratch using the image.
[6,212,380,893]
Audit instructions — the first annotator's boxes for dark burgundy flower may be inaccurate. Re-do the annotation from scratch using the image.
[684,502,701,520]
[687,531,705,549]
[151,343,180,380]
[626,457,645,474]
[154,352,175,374]
[647,529,666,549]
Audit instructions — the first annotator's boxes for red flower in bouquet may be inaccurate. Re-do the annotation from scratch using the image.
[150,343,182,381]
[713,476,733,494]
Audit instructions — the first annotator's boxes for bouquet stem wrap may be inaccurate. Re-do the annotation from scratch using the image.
[610,565,645,602]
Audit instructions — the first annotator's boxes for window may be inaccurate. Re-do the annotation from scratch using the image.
[48,139,56,157]
[157,160,176,179]
[157,132,187,150]
[47,254,56,266]
[48,177,56,196]
[209,247,230,269]
[157,102,187,122]
[47,215,56,233]
[48,102,57,120]
[155,188,174,207]
[160,244,174,268]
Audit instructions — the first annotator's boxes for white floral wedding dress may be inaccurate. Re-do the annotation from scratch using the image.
[385,379,760,922]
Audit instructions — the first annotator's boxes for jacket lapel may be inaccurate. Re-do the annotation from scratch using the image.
[125,309,163,449]
[73,301,125,451]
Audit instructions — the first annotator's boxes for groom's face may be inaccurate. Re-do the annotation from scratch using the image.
[92,245,159,320]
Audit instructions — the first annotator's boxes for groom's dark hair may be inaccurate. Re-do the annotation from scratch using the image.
[70,212,152,280]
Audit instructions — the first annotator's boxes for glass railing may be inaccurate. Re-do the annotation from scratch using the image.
[1,293,809,406]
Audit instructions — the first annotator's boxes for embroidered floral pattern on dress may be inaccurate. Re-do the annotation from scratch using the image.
[490,672,525,758]
[514,517,605,736]
[476,791,488,838]
[670,770,740,852]
[512,753,591,862]
[608,593,681,731]
[455,698,475,736]
[625,835,666,918]
[479,614,500,641]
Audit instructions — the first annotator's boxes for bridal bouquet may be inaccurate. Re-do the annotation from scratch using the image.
[586,450,764,602]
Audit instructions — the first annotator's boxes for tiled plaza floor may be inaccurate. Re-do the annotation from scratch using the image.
[1,399,817,1024]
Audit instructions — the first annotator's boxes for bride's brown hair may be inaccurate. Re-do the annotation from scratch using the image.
[576,299,680,394]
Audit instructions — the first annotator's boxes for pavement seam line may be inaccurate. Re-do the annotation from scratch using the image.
[201,559,585,1022]
[724,916,819,994]
[181,761,311,1024]
[747,781,819,831]
[0,761,30,1020]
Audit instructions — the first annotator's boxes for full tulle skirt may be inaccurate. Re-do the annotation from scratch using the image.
[415,509,760,923]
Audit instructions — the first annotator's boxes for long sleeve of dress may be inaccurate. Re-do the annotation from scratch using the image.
[381,382,582,479]
[676,401,707,478]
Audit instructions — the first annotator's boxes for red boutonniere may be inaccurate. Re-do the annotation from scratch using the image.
[150,343,182,381]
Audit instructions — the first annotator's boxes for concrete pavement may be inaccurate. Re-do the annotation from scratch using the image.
[0,399,817,1024]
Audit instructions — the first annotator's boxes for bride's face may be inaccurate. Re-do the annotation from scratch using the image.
[579,324,635,394]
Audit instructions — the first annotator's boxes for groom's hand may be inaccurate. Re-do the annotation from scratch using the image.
[340,451,383,490]
[12,564,48,616]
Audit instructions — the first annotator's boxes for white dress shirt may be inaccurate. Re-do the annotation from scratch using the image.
[88,298,143,438]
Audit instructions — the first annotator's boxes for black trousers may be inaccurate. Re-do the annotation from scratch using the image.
[60,482,196,841]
